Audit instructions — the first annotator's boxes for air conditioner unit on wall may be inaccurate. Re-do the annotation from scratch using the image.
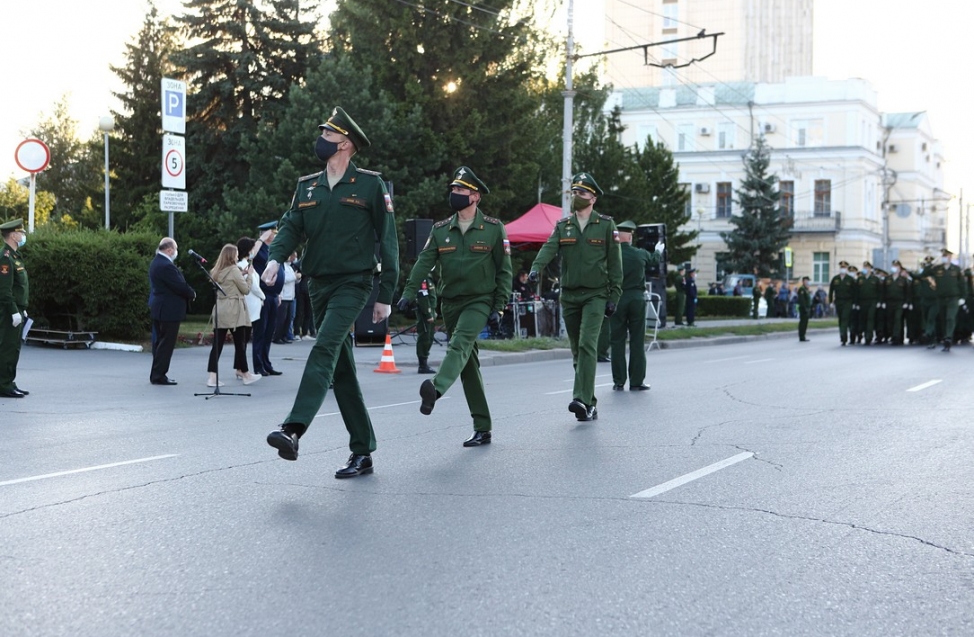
[699,127,711,136]
[763,123,776,134]
[695,183,710,194]
[888,144,898,153]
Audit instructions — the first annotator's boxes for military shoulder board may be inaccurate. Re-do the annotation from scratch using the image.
[356,167,383,177]
[433,218,452,229]
[556,217,570,225]
[483,215,500,225]
[298,171,321,183]
[598,213,614,221]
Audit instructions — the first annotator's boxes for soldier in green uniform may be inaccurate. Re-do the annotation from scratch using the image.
[674,264,687,324]
[0,219,29,398]
[596,317,611,362]
[848,265,862,343]
[885,260,911,345]
[797,276,811,342]
[414,273,438,374]
[929,248,965,351]
[399,166,512,447]
[750,277,761,319]
[264,107,399,479]
[828,260,857,346]
[875,268,889,343]
[529,172,623,422]
[763,280,777,318]
[857,261,881,345]
[915,256,939,347]
[610,220,664,391]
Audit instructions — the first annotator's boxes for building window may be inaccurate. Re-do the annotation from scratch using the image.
[717,122,735,150]
[662,3,678,29]
[661,41,678,66]
[677,123,694,151]
[791,119,824,147]
[814,180,831,216]
[813,252,830,283]
[716,182,733,218]
[680,183,692,218]
[780,180,794,217]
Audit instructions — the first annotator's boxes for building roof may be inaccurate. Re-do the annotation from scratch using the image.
[883,112,925,129]
[617,83,756,110]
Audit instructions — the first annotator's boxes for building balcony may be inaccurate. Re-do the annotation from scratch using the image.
[783,210,841,233]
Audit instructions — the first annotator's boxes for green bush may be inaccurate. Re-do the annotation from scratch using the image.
[21,228,160,339]
[665,291,751,318]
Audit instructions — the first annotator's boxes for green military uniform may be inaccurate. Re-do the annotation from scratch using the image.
[415,274,437,373]
[402,167,512,435]
[531,172,622,418]
[927,249,965,350]
[751,282,760,319]
[674,267,687,324]
[269,107,399,457]
[885,261,911,345]
[857,263,881,344]
[797,280,811,341]
[828,262,857,345]
[849,266,862,343]
[915,257,939,345]
[610,221,661,389]
[597,316,611,361]
[764,283,777,318]
[0,219,29,397]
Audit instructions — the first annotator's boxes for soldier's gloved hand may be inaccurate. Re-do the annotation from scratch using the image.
[903,303,909,310]
[604,301,616,318]
[487,311,501,331]
[528,271,539,283]
[11,313,22,328]
[261,260,280,286]
[654,241,665,254]
[397,297,412,312]
[960,298,967,308]
[908,303,914,310]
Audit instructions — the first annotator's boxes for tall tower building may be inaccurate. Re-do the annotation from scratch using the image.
[603,0,813,89]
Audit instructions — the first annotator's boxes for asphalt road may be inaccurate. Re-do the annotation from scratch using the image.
[2,335,972,636]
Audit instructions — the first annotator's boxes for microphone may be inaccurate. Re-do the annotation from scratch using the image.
[188,249,207,263]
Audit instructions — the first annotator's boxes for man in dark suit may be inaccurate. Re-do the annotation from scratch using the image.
[251,221,284,376]
[148,237,196,385]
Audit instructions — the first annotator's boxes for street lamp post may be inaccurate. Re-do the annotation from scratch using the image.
[98,116,115,230]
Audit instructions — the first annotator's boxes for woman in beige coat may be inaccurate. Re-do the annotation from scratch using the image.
[206,244,260,386]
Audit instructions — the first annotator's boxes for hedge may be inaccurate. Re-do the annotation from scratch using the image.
[664,291,751,318]
[20,228,161,340]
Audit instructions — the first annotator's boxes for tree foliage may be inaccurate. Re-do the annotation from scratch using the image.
[719,135,791,277]
[0,179,57,227]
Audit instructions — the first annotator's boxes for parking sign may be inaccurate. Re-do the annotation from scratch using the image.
[161,78,186,134]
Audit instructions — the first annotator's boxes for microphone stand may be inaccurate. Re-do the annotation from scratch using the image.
[192,256,251,399]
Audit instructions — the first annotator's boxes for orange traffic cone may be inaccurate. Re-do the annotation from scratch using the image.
[374,333,402,373]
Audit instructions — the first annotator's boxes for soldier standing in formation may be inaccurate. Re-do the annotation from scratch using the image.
[797,276,811,342]
[751,277,761,319]
[829,260,857,346]
[264,106,399,478]
[857,261,881,345]
[885,260,911,345]
[530,172,622,422]
[0,219,29,398]
[399,166,512,447]
[925,248,965,352]
[610,220,664,391]
[674,264,687,324]
[414,273,438,374]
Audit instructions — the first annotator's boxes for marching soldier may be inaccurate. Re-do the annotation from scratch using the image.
[797,276,811,342]
[414,273,438,374]
[929,248,965,351]
[828,260,857,346]
[858,261,881,345]
[915,256,939,347]
[885,260,911,345]
[0,219,29,398]
[529,171,623,422]
[610,220,664,391]
[399,166,512,447]
[874,268,889,343]
[750,276,761,319]
[848,265,862,343]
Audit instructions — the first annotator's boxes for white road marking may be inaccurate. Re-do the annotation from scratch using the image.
[630,452,754,499]
[907,379,942,392]
[545,383,615,395]
[314,398,450,418]
[703,355,751,363]
[743,358,775,365]
[0,454,179,488]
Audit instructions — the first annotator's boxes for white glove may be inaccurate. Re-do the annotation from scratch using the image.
[261,260,280,286]
[960,298,966,307]
[372,302,391,324]
[654,241,665,254]
[11,313,22,328]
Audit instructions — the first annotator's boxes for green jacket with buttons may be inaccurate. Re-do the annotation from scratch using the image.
[0,246,28,317]
[530,212,623,303]
[620,243,660,291]
[270,163,400,305]
[403,208,512,312]
[924,263,964,298]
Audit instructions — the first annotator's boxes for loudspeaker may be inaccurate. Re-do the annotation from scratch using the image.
[354,276,387,346]
[635,223,667,278]
[404,218,433,260]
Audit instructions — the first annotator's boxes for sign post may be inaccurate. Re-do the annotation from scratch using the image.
[161,78,188,237]
[14,139,51,233]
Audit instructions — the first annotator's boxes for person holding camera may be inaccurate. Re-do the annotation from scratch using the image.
[398,166,512,447]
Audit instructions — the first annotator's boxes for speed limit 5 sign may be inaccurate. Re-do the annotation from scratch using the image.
[161,134,186,190]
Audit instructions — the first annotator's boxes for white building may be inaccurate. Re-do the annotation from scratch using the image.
[610,76,947,285]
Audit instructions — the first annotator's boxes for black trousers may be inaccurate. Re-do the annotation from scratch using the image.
[151,319,180,383]
[207,327,250,373]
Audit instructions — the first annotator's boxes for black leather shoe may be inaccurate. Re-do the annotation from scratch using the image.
[585,405,598,421]
[13,387,28,395]
[612,384,625,391]
[943,339,952,352]
[597,356,610,363]
[569,400,597,421]
[151,378,178,385]
[419,379,438,415]
[0,389,25,398]
[335,454,373,478]
[267,428,299,461]
[417,365,436,374]
[264,369,283,376]
[463,431,491,447]
[630,384,651,391]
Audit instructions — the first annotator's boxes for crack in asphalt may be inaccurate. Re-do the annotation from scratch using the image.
[733,445,784,471]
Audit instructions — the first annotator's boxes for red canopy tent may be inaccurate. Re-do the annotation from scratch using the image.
[504,203,561,245]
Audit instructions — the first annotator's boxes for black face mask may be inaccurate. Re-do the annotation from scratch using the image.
[314,136,340,162]
[449,192,473,211]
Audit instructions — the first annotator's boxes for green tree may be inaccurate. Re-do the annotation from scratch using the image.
[0,178,57,227]
[720,135,791,277]
[632,138,698,267]
[109,2,179,230]
[27,95,103,227]
[170,0,319,217]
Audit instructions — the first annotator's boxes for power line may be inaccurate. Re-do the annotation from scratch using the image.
[613,0,705,32]
[389,0,529,42]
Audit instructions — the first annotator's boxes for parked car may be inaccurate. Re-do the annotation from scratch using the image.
[722,273,757,297]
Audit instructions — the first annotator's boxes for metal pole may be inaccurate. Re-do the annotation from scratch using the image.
[103,131,110,230]
[561,0,575,219]
[28,173,36,233]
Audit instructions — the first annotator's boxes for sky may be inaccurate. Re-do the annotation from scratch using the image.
[1,0,969,241]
